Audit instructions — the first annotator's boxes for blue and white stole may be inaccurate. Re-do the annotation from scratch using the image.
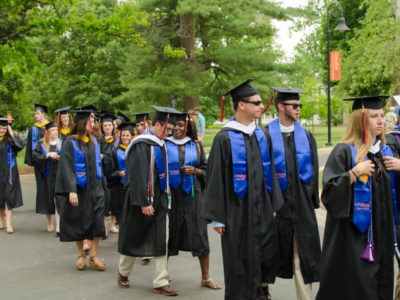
[116,145,126,184]
[6,143,15,184]
[166,136,197,196]
[350,142,398,233]
[268,119,313,192]
[70,137,103,189]
[40,142,61,177]
[224,119,272,199]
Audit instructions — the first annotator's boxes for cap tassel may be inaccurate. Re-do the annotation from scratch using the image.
[219,95,224,122]
[183,116,189,137]
[362,104,368,144]
[261,91,275,114]
[6,111,12,124]
[55,113,60,126]
[158,114,169,139]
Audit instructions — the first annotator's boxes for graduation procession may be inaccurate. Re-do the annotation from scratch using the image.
[3,77,400,300]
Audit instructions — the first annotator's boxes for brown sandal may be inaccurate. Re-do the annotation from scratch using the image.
[201,278,222,290]
[117,270,130,288]
[76,255,86,270]
[89,256,106,271]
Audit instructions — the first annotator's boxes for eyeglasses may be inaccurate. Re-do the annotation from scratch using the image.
[240,99,263,106]
[281,103,303,109]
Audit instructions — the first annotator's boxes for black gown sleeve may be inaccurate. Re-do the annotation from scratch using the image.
[32,141,48,175]
[127,142,151,207]
[321,143,353,219]
[196,142,207,190]
[24,127,33,166]
[307,131,320,208]
[55,139,77,194]
[10,133,24,153]
[106,150,122,187]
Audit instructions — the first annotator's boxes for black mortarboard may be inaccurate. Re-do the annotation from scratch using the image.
[45,120,57,130]
[100,112,116,123]
[78,105,99,112]
[223,79,258,102]
[35,103,48,113]
[272,87,306,102]
[131,112,151,123]
[116,111,131,122]
[151,106,180,123]
[70,110,94,122]
[117,122,136,131]
[173,112,189,122]
[0,117,11,126]
[54,106,71,115]
[343,95,389,111]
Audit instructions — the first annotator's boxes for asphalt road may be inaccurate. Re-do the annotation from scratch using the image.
[0,178,328,300]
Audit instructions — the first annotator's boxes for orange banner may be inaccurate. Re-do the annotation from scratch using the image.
[330,51,341,81]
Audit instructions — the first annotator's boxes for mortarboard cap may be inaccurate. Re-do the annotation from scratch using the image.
[117,122,136,131]
[54,106,71,115]
[131,112,151,123]
[69,109,94,123]
[100,112,117,123]
[151,106,180,123]
[78,104,99,111]
[0,117,11,127]
[272,87,306,102]
[223,79,258,102]
[116,111,131,122]
[45,120,57,130]
[343,95,389,111]
[35,103,48,113]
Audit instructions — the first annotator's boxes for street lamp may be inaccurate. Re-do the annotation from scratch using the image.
[326,1,350,146]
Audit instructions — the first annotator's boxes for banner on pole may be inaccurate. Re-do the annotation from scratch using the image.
[330,51,341,81]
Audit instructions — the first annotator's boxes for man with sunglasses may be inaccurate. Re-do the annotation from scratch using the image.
[264,87,321,300]
[203,79,283,300]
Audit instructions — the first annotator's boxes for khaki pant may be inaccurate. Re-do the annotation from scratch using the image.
[118,215,169,288]
[293,237,312,300]
[395,271,400,300]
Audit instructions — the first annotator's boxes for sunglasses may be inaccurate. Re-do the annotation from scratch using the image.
[240,99,263,106]
[281,103,303,109]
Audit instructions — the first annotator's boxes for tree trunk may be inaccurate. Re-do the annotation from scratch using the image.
[179,13,199,111]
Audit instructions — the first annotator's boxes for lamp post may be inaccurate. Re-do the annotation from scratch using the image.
[326,1,350,146]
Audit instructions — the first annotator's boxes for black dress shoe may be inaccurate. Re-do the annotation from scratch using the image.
[259,286,272,300]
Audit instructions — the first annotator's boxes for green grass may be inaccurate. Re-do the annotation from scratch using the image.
[203,124,347,150]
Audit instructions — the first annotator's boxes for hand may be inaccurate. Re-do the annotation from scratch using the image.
[353,160,375,176]
[7,126,13,137]
[119,171,126,178]
[141,205,154,216]
[213,227,225,236]
[383,156,400,171]
[101,154,104,160]
[28,166,32,172]
[181,165,195,175]
[69,192,78,207]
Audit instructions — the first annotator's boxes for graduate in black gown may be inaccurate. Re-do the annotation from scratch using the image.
[107,122,136,225]
[117,106,179,296]
[54,106,73,144]
[264,88,320,300]
[55,109,106,271]
[99,112,118,236]
[32,121,61,234]
[0,116,24,234]
[166,113,221,290]
[202,79,283,300]
[25,104,51,229]
[317,96,399,300]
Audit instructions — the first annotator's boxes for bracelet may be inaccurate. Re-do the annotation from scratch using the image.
[350,169,357,178]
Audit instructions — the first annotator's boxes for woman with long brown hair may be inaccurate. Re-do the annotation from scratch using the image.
[54,107,73,143]
[55,109,106,271]
[33,121,61,234]
[317,96,400,300]
[0,116,24,234]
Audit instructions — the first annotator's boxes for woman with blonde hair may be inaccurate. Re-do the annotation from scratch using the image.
[316,96,400,300]
[33,121,61,233]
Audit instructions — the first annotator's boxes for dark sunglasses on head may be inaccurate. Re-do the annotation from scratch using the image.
[240,99,263,106]
[281,103,303,109]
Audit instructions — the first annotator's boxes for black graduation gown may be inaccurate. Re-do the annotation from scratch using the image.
[32,141,59,214]
[167,139,209,257]
[118,137,169,257]
[100,135,114,217]
[0,134,24,210]
[55,137,105,242]
[264,126,321,283]
[202,127,283,300]
[316,143,395,300]
[25,124,48,214]
[107,145,127,224]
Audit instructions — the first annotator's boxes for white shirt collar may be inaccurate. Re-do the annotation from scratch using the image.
[369,140,381,155]
[50,140,57,146]
[224,120,256,135]
[279,123,294,133]
[166,136,192,145]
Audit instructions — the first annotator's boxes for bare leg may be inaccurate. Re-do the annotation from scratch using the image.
[46,215,54,232]
[54,199,60,234]
[199,254,221,289]
[89,238,106,270]
[83,239,91,251]
[104,216,108,237]
[5,206,13,234]
[110,215,119,233]
[75,240,86,270]
[0,209,4,229]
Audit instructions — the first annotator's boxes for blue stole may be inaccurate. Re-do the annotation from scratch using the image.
[350,144,398,233]
[40,143,61,177]
[227,127,272,199]
[153,146,167,192]
[268,119,313,192]
[71,138,103,189]
[167,140,197,195]
[6,143,15,168]
[114,135,120,149]
[31,126,39,151]
[116,147,126,185]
